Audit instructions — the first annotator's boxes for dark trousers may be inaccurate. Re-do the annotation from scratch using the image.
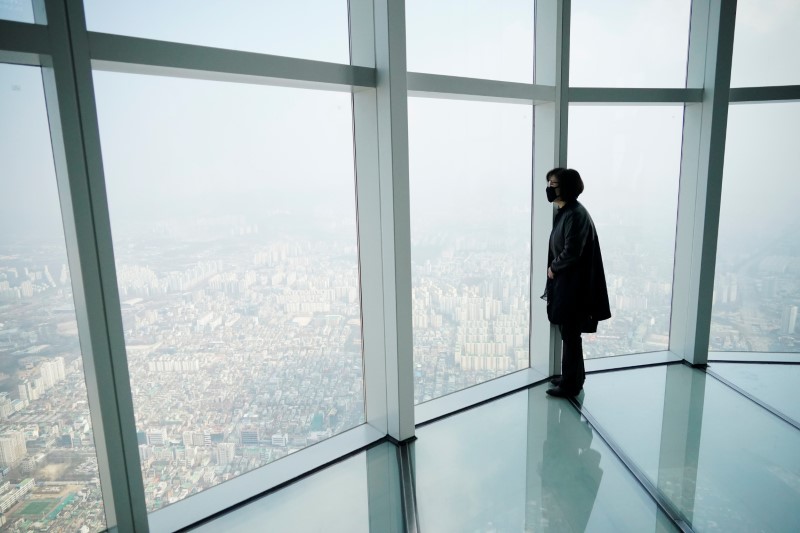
[559,322,585,393]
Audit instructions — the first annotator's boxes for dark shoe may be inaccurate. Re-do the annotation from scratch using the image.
[546,385,579,398]
[549,376,562,386]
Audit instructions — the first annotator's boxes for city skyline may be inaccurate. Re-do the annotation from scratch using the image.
[1,0,798,529]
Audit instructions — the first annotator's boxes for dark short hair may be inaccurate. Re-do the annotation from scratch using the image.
[553,168,584,201]
[546,167,564,179]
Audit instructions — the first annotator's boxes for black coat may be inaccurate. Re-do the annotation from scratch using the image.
[543,200,611,332]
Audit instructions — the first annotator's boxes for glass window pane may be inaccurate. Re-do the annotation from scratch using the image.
[83,0,349,64]
[0,0,33,23]
[93,71,364,511]
[409,98,532,404]
[405,0,534,83]
[731,0,800,87]
[0,64,106,531]
[712,103,800,353]
[569,0,691,88]
[568,106,683,358]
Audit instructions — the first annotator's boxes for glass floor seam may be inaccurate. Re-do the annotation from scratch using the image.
[566,395,695,533]
[187,362,800,532]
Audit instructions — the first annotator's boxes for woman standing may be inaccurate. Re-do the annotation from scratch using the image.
[543,168,611,397]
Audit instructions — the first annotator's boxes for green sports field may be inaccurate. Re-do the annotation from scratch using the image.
[17,499,58,516]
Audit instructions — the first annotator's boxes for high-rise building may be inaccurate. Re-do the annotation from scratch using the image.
[17,380,38,403]
[0,432,27,468]
[146,428,167,447]
[271,434,288,447]
[214,443,236,466]
[40,358,65,388]
[240,427,259,447]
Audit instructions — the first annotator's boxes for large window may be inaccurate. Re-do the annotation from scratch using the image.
[83,0,350,63]
[93,71,364,510]
[2,0,783,527]
[405,0,534,83]
[409,97,532,403]
[568,106,683,358]
[712,103,800,353]
[713,1,800,355]
[0,1,33,23]
[0,64,106,531]
[730,0,800,87]
[569,0,691,88]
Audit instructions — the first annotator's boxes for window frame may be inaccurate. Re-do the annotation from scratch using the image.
[2,0,792,530]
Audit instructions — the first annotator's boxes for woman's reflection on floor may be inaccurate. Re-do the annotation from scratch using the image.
[539,399,603,531]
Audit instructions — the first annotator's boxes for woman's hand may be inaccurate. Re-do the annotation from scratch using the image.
[547,267,555,279]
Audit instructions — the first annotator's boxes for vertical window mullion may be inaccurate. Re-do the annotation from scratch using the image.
[670,0,737,365]
[41,0,148,530]
[370,0,415,441]
[532,0,570,376]
[349,0,392,435]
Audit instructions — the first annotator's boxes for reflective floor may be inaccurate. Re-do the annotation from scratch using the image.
[413,387,676,532]
[579,364,800,532]
[189,363,800,532]
[190,443,403,533]
[708,362,800,424]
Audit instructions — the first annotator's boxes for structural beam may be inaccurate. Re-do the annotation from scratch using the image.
[40,0,148,530]
[670,0,737,365]
[531,0,571,376]
[88,32,375,90]
[369,0,416,442]
[729,85,800,103]
[0,18,50,65]
[407,72,554,104]
[569,87,703,104]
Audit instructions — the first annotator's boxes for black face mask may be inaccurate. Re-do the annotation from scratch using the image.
[546,186,559,203]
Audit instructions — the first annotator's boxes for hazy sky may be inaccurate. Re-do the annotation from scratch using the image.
[570,0,691,88]
[92,71,357,237]
[568,105,683,231]
[1,0,798,255]
[406,0,534,83]
[408,97,532,237]
[718,102,800,249]
[0,63,64,245]
[83,0,349,64]
[730,0,800,87]
[0,0,33,23]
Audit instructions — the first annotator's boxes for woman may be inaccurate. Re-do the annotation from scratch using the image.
[543,168,611,397]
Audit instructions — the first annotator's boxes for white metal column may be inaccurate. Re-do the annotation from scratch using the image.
[349,0,395,438]
[532,0,570,376]
[39,0,148,530]
[670,0,737,366]
[353,0,415,442]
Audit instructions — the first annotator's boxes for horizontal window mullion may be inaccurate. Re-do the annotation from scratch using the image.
[88,31,375,89]
[729,85,800,104]
[569,87,703,104]
[0,19,50,63]
[407,71,553,104]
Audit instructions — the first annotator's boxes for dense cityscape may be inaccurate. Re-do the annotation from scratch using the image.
[0,211,797,530]
[0,244,105,532]
[710,225,800,352]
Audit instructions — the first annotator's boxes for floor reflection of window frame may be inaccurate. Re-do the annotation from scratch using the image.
[658,364,705,524]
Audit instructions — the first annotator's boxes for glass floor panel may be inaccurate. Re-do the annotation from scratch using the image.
[414,387,676,532]
[185,363,800,532]
[708,362,800,424]
[189,442,402,532]
[580,364,800,532]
